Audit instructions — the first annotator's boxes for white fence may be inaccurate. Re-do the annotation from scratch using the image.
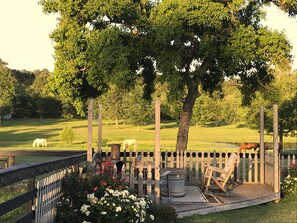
[33,151,296,222]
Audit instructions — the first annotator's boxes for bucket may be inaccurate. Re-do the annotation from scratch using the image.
[110,144,121,160]
[161,168,186,198]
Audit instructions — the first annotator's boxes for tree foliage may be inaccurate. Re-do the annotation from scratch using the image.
[39,0,297,150]
[0,59,15,122]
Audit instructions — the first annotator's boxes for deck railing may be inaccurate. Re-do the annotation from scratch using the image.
[0,150,295,222]
[0,153,86,223]
[126,150,296,199]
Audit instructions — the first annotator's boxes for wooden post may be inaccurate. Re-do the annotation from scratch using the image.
[26,178,35,214]
[98,103,102,153]
[155,99,161,205]
[273,104,280,193]
[260,105,264,184]
[87,99,93,170]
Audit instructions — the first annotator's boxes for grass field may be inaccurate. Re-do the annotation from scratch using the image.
[0,119,296,152]
[176,195,297,223]
[0,119,296,222]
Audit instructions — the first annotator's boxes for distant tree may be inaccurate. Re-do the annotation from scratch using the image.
[31,69,51,97]
[220,80,247,123]
[10,69,36,118]
[246,66,297,143]
[123,78,154,128]
[192,93,220,125]
[0,59,15,124]
[98,85,126,128]
[36,97,62,118]
[152,81,182,121]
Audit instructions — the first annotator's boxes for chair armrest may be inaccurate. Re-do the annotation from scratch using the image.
[160,171,171,177]
[206,166,228,174]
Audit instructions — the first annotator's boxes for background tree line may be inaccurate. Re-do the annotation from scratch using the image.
[1,57,296,141]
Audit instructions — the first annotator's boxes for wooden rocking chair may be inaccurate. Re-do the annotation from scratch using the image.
[203,152,239,194]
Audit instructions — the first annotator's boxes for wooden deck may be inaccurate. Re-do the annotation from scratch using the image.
[162,184,280,218]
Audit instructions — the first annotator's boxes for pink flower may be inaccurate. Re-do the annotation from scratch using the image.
[93,186,98,191]
[101,181,107,187]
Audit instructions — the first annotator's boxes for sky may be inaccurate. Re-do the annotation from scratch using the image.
[0,1,296,72]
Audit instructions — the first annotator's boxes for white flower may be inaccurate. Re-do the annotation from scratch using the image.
[150,214,154,220]
[80,204,90,213]
[85,210,90,216]
[101,211,107,215]
[82,221,91,223]
[87,193,98,204]
[139,199,146,208]
[116,206,122,212]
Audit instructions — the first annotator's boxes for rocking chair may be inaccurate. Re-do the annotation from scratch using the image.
[203,152,239,195]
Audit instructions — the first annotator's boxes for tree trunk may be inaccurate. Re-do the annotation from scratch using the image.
[176,84,199,151]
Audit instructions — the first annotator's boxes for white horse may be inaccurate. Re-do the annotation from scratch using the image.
[33,138,48,147]
[123,139,137,151]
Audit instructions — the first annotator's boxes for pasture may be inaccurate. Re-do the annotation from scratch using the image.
[0,119,296,152]
[1,119,296,223]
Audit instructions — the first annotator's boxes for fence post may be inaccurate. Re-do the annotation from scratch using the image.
[87,99,93,171]
[26,178,35,214]
[98,103,102,153]
[154,99,161,205]
[273,104,280,193]
[260,105,264,184]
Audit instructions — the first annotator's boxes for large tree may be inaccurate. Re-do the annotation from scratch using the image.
[40,0,296,151]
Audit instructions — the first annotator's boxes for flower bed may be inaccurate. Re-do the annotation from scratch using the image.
[281,163,297,197]
[56,159,154,223]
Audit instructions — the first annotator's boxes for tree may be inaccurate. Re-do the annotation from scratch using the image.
[10,69,36,118]
[246,68,297,143]
[0,59,15,124]
[98,85,126,128]
[40,0,296,151]
[122,78,154,128]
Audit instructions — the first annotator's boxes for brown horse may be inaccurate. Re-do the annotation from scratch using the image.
[239,142,260,152]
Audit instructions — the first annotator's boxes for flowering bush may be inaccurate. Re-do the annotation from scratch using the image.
[56,159,154,223]
[281,163,297,197]
[80,188,154,223]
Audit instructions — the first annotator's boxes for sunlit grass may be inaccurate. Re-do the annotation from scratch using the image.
[177,195,297,223]
[0,119,296,151]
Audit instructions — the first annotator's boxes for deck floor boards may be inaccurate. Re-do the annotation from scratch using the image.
[162,184,280,218]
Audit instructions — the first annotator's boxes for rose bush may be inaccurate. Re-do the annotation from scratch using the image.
[56,159,154,223]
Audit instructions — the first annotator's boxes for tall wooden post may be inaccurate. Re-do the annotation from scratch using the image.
[273,104,280,193]
[155,99,161,204]
[87,99,93,170]
[260,106,265,184]
[98,103,102,153]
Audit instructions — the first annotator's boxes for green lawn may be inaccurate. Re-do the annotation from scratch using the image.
[0,119,296,151]
[177,195,297,223]
[0,119,296,222]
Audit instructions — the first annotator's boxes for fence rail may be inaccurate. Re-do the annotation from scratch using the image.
[126,151,296,199]
[0,150,295,222]
[0,153,86,223]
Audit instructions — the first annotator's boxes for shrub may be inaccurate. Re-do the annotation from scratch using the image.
[59,127,75,145]
[57,160,154,223]
[281,163,297,197]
